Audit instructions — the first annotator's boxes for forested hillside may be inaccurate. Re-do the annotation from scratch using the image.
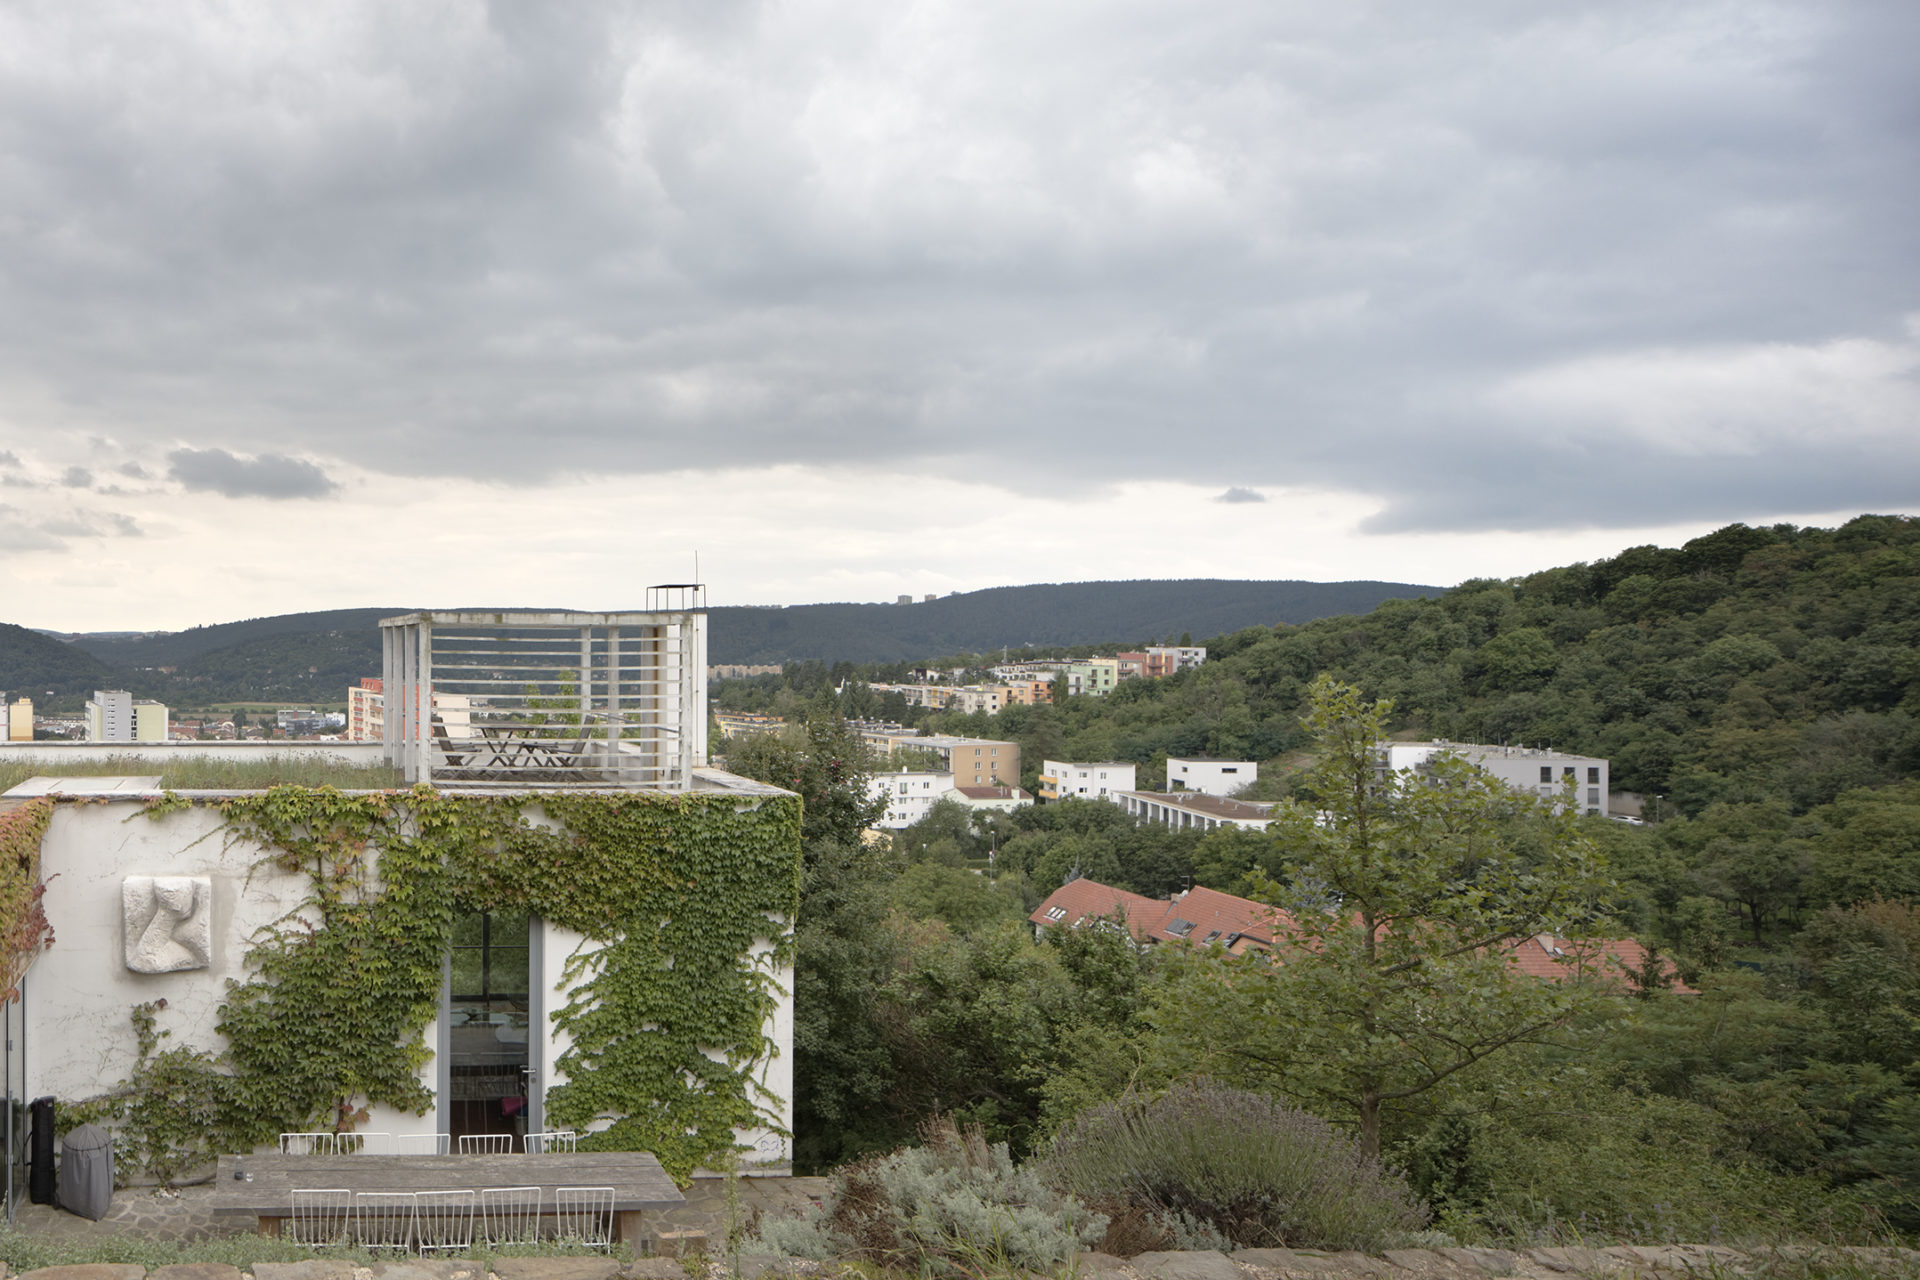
[0,621,145,697]
[726,516,1920,1243]
[886,516,1917,812]
[705,578,1443,663]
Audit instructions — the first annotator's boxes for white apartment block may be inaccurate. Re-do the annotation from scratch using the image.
[869,769,958,829]
[1167,757,1257,797]
[1381,742,1610,817]
[85,691,168,744]
[1039,760,1136,802]
[1116,790,1277,832]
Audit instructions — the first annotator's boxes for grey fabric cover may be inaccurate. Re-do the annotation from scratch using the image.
[59,1122,114,1220]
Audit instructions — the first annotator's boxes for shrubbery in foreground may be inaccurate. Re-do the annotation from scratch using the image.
[743,1117,1106,1273]
[1044,1081,1429,1253]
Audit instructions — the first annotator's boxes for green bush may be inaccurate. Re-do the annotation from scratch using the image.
[1044,1081,1428,1253]
[741,1117,1106,1273]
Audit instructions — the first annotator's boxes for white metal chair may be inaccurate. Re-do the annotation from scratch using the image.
[287,1188,352,1247]
[522,1129,578,1154]
[554,1185,614,1250]
[354,1190,417,1251]
[416,1189,477,1253]
[397,1132,452,1155]
[336,1131,390,1155]
[458,1133,513,1154]
[280,1132,334,1155]
[479,1185,543,1246]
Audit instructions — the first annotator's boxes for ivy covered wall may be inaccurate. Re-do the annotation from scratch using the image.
[27,784,800,1185]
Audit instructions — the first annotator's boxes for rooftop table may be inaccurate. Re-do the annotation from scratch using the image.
[209,1151,684,1244]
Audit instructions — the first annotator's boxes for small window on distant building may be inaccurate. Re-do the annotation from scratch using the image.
[1540,766,1552,782]
[1588,788,1599,805]
[1045,906,1067,921]
[1563,766,1575,778]
[1223,767,1237,773]
[1588,766,1600,783]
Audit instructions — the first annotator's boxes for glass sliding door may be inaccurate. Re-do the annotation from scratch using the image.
[445,911,531,1144]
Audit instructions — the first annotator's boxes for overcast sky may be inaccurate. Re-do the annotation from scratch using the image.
[2,1,1914,631]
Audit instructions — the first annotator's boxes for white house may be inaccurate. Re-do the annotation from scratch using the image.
[869,769,959,829]
[1038,760,1136,802]
[1381,741,1610,817]
[0,602,801,1186]
[1166,757,1257,797]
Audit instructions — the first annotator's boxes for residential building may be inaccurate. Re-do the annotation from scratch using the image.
[1146,645,1206,675]
[277,708,326,738]
[1058,660,1119,698]
[1002,679,1053,707]
[947,685,1010,715]
[85,691,168,743]
[85,689,132,742]
[1167,757,1257,796]
[1381,741,1610,817]
[942,784,1032,815]
[1116,789,1277,832]
[346,679,472,744]
[869,769,958,829]
[5,601,801,1171]
[1115,653,1149,680]
[713,710,787,739]
[7,697,31,742]
[347,678,384,742]
[871,733,1019,788]
[135,700,169,744]
[1038,760,1136,802]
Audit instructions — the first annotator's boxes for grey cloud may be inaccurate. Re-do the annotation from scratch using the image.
[1215,488,1265,505]
[60,466,93,488]
[167,448,339,499]
[0,2,1912,532]
[0,452,19,467]
[118,462,149,479]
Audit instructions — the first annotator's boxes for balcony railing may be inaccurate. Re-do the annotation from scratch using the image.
[380,596,707,790]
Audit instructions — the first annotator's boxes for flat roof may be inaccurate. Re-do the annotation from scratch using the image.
[7,775,164,796]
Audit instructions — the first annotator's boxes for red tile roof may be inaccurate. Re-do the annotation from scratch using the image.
[1505,933,1695,994]
[1031,879,1689,990]
[1030,879,1290,950]
[1027,878,1167,940]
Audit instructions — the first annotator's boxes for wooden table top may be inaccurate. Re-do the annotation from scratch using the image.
[208,1152,684,1217]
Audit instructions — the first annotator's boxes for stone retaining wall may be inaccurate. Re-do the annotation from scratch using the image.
[5,1245,1920,1280]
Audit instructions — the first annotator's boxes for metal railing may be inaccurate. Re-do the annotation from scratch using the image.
[380,599,707,790]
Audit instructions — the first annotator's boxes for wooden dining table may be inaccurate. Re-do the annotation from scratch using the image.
[208,1151,684,1244]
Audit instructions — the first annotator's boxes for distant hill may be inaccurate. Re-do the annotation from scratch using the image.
[0,622,143,699]
[13,579,1444,702]
[704,579,1446,663]
[63,607,409,668]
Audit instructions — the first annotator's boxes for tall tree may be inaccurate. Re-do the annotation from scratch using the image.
[1156,676,1614,1157]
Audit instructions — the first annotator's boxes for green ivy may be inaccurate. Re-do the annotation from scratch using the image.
[62,783,800,1185]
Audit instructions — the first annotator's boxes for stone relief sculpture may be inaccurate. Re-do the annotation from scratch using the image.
[122,876,212,974]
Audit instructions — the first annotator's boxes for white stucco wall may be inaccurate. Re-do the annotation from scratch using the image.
[26,799,305,1105]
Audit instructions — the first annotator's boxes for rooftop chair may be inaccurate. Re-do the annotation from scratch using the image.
[554,1185,614,1251]
[480,1185,542,1246]
[415,1189,477,1254]
[288,1188,352,1247]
